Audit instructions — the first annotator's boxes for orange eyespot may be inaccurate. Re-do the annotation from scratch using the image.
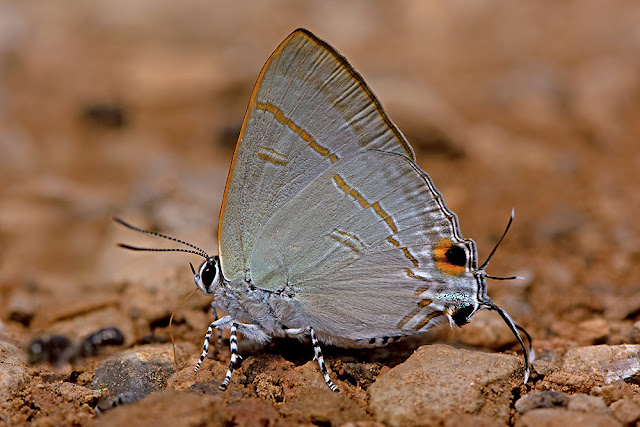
[433,238,466,276]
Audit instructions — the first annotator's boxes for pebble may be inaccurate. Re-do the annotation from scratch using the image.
[562,344,640,384]
[279,388,371,425]
[514,391,569,413]
[91,345,177,399]
[566,393,610,416]
[94,390,228,426]
[368,344,522,426]
[591,381,638,405]
[516,408,619,427]
[0,338,29,395]
[609,398,640,425]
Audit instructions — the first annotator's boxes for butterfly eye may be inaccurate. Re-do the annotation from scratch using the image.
[452,304,475,327]
[197,259,218,293]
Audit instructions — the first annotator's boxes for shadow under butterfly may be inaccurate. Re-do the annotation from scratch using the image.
[115,28,533,392]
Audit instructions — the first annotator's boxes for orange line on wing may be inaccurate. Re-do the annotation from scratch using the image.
[386,236,400,246]
[256,101,338,163]
[257,146,288,166]
[327,228,364,254]
[333,174,350,194]
[413,310,443,331]
[371,202,398,232]
[332,174,398,234]
[418,299,433,307]
[396,298,433,329]
[401,247,419,268]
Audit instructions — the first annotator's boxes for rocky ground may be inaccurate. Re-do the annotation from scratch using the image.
[1,1,639,426]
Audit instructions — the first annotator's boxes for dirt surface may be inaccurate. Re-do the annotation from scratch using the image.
[1,1,639,426]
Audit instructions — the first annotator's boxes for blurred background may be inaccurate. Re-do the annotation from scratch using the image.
[1,0,639,369]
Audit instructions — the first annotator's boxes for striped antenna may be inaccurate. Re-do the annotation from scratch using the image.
[113,217,209,260]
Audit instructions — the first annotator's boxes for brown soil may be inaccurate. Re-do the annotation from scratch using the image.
[1,1,638,426]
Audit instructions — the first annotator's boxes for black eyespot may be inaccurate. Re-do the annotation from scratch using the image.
[452,305,475,327]
[200,261,217,287]
[445,245,467,267]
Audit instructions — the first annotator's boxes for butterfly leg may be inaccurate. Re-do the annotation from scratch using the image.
[310,327,339,392]
[194,319,243,388]
[195,315,270,390]
[210,302,222,352]
[194,319,217,373]
[194,315,232,372]
[219,323,242,390]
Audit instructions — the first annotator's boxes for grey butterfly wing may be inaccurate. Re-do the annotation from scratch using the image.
[219,29,414,282]
[249,149,479,345]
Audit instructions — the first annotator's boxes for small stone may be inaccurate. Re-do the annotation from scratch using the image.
[591,381,637,405]
[514,391,569,413]
[443,413,507,427]
[543,370,598,392]
[609,398,640,424]
[0,338,29,395]
[333,360,382,388]
[91,345,176,399]
[94,390,229,426]
[280,388,371,425]
[227,398,280,427]
[516,408,619,427]
[530,348,562,377]
[562,345,640,384]
[368,344,523,426]
[566,393,610,416]
[531,360,558,377]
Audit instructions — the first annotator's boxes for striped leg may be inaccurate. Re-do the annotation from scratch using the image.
[219,323,242,390]
[210,303,222,353]
[195,314,268,377]
[310,328,339,392]
[194,320,216,373]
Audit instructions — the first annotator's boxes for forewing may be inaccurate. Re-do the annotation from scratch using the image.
[219,29,414,281]
[250,149,477,343]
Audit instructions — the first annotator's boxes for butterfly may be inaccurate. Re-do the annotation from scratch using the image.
[116,28,532,392]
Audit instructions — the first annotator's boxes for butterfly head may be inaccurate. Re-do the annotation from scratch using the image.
[191,256,221,296]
